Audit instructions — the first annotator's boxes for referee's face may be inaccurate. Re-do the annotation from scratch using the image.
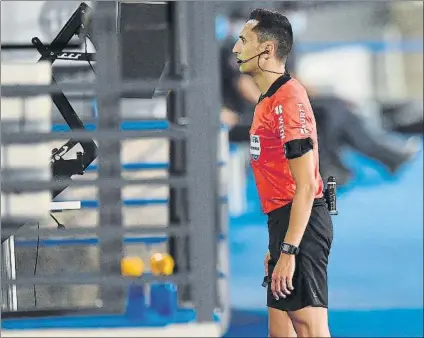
[232,20,262,74]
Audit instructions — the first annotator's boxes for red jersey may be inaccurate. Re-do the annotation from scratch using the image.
[249,73,324,214]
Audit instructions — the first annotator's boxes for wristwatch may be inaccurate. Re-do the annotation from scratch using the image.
[280,242,300,255]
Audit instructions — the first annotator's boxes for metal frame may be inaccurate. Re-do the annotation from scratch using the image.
[1,0,223,327]
[1,236,17,312]
[167,1,190,303]
[1,2,97,244]
[33,2,97,201]
[92,1,124,312]
[184,2,221,321]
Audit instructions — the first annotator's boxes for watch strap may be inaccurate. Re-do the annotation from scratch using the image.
[280,242,300,255]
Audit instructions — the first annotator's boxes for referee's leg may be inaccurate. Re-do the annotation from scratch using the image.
[268,307,296,337]
[288,306,330,337]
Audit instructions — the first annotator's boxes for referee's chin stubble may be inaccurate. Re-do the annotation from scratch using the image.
[239,61,254,74]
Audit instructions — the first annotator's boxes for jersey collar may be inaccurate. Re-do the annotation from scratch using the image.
[258,72,291,103]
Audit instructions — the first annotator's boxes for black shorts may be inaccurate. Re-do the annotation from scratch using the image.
[267,198,333,312]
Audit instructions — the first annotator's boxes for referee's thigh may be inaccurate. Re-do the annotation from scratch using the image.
[288,306,331,337]
[268,307,296,338]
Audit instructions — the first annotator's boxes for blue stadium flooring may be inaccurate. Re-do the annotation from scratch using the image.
[226,142,423,337]
[224,308,423,337]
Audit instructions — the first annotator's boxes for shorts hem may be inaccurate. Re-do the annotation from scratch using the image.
[267,302,328,312]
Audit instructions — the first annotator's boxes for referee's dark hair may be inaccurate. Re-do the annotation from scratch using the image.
[249,8,293,62]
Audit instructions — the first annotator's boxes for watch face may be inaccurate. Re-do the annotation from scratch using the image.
[282,244,290,252]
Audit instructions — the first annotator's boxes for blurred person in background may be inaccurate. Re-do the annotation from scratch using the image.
[232,8,333,337]
[218,9,419,186]
[310,95,419,184]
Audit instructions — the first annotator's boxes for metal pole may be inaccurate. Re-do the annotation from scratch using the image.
[0,104,2,320]
[92,1,124,312]
[167,1,190,302]
[1,236,18,311]
[185,1,220,322]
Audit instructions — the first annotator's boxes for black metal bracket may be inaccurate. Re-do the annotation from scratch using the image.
[32,2,98,199]
[40,50,96,62]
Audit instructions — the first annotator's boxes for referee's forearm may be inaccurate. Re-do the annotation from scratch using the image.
[284,186,316,247]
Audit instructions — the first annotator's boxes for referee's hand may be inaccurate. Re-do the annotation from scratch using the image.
[271,254,295,300]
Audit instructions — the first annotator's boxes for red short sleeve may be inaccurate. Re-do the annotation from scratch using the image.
[272,97,314,144]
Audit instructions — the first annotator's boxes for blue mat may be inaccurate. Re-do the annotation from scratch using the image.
[224,308,423,337]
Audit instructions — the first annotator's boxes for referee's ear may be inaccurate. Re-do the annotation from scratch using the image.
[287,147,317,192]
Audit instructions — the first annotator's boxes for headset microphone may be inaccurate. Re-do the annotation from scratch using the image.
[237,50,268,64]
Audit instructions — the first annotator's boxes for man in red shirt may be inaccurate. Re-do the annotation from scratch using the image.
[232,9,334,337]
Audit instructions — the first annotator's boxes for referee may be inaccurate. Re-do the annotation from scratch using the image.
[233,9,333,337]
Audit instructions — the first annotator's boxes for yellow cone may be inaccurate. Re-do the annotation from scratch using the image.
[150,253,175,276]
[121,256,144,277]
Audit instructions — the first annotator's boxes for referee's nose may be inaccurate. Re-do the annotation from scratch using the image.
[232,39,242,55]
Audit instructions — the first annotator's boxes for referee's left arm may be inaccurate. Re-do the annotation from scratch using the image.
[275,98,318,248]
[285,150,317,247]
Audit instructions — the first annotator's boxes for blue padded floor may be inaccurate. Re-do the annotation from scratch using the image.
[226,142,423,337]
[225,308,424,337]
